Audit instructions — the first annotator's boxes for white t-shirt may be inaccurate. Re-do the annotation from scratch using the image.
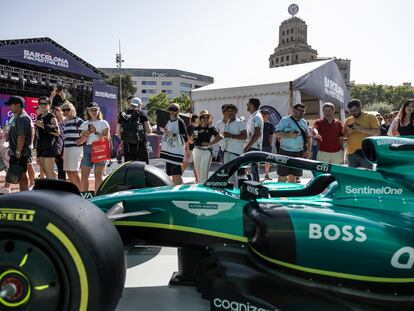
[223,118,246,155]
[80,120,110,145]
[246,110,264,150]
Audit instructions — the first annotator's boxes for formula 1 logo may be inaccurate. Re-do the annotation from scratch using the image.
[391,247,414,269]
[172,201,235,216]
[265,154,288,165]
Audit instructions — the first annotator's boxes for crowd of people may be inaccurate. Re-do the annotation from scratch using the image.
[0,93,110,193]
[1,92,413,193]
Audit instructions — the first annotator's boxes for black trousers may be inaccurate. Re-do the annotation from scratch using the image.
[55,153,66,180]
[123,143,149,164]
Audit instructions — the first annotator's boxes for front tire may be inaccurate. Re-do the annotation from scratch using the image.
[0,190,126,311]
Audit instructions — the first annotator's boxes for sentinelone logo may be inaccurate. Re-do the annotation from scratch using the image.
[345,185,403,195]
[324,77,344,104]
[213,298,277,311]
[95,91,117,100]
[24,50,69,68]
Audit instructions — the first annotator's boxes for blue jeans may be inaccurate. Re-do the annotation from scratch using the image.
[81,145,107,168]
[347,152,372,169]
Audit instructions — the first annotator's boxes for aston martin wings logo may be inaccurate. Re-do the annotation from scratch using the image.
[172,201,235,216]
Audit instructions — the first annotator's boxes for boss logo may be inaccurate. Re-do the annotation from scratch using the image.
[309,223,367,243]
[246,185,259,196]
[391,247,414,269]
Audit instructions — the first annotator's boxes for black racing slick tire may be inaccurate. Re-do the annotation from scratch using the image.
[0,190,126,311]
[97,161,173,196]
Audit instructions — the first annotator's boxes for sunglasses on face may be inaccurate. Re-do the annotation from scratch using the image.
[62,108,70,112]
[88,108,99,112]
[200,116,209,119]
[39,102,48,106]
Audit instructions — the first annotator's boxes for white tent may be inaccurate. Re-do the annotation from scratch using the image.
[191,59,349,124]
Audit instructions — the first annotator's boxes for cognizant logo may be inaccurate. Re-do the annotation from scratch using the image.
[345,185,403,195]
[213,298,277,311]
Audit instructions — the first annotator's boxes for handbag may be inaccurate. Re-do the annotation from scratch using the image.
[290,116,309,152]
[6,158,25,184]
[91,138,111,163]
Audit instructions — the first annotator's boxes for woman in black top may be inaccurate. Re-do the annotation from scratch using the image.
[390,99,414,136]
[182,114,199,180]
[189,110,222,183]
[36,96,60,179]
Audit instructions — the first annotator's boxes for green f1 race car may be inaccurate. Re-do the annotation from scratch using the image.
[1,136,413,311]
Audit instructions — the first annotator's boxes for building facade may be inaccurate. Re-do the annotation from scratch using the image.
[100,68,214,104]
[268,17,318,68]
[269,14,351,90]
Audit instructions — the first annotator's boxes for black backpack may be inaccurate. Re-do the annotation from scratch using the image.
[119,110,145,144]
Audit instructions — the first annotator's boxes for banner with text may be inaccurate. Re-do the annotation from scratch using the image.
[92,80,118,134]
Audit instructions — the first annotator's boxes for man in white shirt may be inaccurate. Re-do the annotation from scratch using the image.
[244,98,264,181]
[222,104,247,185]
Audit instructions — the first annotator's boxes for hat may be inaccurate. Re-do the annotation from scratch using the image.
[86,102,100,109]
[5,96,25,107]
[198,110,212,118]
[167,103,180,112]
[130,97,142,107]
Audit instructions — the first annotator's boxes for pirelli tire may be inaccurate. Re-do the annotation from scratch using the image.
[0,190,126,311]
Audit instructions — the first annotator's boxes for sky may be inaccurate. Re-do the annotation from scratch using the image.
[1,0,413,86]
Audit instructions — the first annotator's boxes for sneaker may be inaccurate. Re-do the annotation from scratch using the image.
[264,175,272,180]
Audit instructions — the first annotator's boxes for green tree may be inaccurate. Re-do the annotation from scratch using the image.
[171,94,192,113]
[107,73,137,110]
[351,84,414,112]
[363,102,393,115]
[146,93,170,124]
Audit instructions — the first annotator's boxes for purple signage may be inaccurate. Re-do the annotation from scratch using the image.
[0,41,101,79]
[92,80,118,134]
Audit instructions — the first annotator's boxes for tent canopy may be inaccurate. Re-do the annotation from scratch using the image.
[0,37,107,80]
[191,59,349,110]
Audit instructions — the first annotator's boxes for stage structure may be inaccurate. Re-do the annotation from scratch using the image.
[0,37,117,129]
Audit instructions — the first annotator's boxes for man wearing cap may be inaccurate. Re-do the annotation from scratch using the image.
[5,96,33,191]
[118,97,152,163]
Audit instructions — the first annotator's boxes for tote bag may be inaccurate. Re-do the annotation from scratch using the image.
[91,138,111,163]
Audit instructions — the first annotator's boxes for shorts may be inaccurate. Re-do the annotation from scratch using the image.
[317,150,343,165]
[9,155,29,173]
[277,149,304,177]
[166,162,182,176]
[81,145,107,168]
[262,145,272,153]
[37,148,57,158]
[64,147,83,171]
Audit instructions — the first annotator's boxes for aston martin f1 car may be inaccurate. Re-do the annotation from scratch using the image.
[1,136,413,311]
